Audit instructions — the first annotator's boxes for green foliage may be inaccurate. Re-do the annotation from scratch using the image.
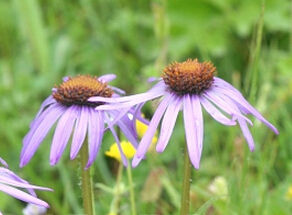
[0,0,291,214]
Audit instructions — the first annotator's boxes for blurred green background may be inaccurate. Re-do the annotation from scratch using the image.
[0,0,291,214]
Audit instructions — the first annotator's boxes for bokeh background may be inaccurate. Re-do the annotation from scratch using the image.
[0,0,291,214]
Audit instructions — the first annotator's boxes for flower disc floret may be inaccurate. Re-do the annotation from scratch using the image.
[53,75,113,106]
[162,59,216,95]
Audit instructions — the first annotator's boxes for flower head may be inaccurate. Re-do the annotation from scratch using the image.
[21,74,139,168]
[89,59,279,169]
[105,141,136,162]
[0,157,52,212]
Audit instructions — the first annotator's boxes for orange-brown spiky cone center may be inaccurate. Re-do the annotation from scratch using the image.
[162,59,216,95]
[52,75,113,106]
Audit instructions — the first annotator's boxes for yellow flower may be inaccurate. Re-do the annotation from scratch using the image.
[286,185,292,200]
[105,141,136,162]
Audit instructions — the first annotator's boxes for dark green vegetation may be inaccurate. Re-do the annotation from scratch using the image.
[0,0,291,214]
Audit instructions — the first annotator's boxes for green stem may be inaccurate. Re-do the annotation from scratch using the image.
[127,160,137,215]
[245,0,265,100]
[80,143,96,215]
[180,145,191,215]
[109,162,124,214]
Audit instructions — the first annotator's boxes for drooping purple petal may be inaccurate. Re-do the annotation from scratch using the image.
[98,74,116,83]
[204,90,253,125]
[0,175,51,191]
[0,167,36,196]
[104,113,128,166]
[238,118,255,151]
[132,155,143,167]
[191,95,204,159]
[105,107,132,130]
[0,183,49,208]
[183,94,200,169]
[200,96,236,126]
[131,102,149,125]
[116,115,139,148]
[118,110,137,139]
[20,105,66,167]
[156,95,182,153]
[215,92,254,126]
[132,93,173,167]
[30,97,56,128]
[212,81,278,134]
[89,83,166,104]
[27,103,60,139]
[70,106,89,160]
[50,105,79,165]
[215,92,258,150]
[99,94,163,110]
[86,109,104,168]
[33,95,55,119]
[130,102,148,138]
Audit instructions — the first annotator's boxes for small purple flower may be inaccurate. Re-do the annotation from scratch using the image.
[90,59,279,169]
[0,157,51,212]
[21,74,139,168]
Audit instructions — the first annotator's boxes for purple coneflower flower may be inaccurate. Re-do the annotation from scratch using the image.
[0,157,51,211]
[21,74,139,168]
[89,59,279,169]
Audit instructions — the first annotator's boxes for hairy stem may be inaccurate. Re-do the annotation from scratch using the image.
[80,143,96,215]
[127,160,137,215]
[180,145,191,215]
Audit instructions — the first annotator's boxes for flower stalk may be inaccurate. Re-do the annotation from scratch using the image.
[127,160,137,215]
[180,145,191,215]
[80,143,96,215]
[109,162,123,214]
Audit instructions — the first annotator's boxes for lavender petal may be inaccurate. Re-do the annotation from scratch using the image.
[213,83,278,134]
[133,92,173,167]
[238,118,255,151]
[0,183,49,208]
[50,106,78,165]
[117,119,139,148]
[20,105,66,167]
[25,103,60,145]
[105,113,128,166]
[70,106,89,160]
[191,95,204,158]
[0,167,36,196]
[0,175,52,191]
[156,95,181,153]
[204,90,253,125]
[200,96,236,126]
[98,74,116,83]
[86,110,104,168]
[89,84,166,104]
[183,94,200,169]
[33,96,55,120]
